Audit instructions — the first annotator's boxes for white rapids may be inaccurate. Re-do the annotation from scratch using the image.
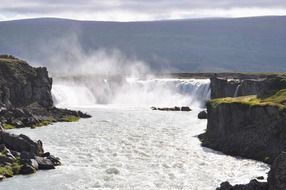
[51,78,211,108]
[0,78,269,190]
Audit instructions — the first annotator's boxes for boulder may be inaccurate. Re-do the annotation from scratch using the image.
[20,151,36,160]
[35,156,55,170]
[181,106,191,111]
[106,168,120,175]
[198,110,207,119]
[46,155,61,166]
[0,132,43,155]
[20,164,36,175]
[20,159,39,170]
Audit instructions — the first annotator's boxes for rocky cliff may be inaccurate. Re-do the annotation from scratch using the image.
[210,76,286,99]
[0,131,61,180]
[0,55,91,180]
[0,55,53,108]
[0,55,90,129]
[202,76,286,164]
[200,101,286,164]
[216,152,286,190]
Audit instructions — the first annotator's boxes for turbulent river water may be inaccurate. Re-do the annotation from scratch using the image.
[0,78,269,190]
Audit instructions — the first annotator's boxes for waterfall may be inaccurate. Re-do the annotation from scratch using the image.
[52,77,211,108]
[234,84,242,97]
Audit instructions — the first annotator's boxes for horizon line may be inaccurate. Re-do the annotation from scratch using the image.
[1,15,286,23]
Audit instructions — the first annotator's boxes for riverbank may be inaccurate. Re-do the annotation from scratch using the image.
[0,107,268,189]
[200,75,286,189]
[0,55,91,180]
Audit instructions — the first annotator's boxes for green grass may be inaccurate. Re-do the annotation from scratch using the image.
[31,116,80,128]
[31,119,53,129]
[210,88,286,109]
[0,166,14,177]
[3,124,16,130]
[262,89,286,105]
[61,116,80,122]
[0,158,22,177]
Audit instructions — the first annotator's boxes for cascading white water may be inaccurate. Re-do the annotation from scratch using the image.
[52,82,97,107]
[234,84,242,97]
[51,78,211,108]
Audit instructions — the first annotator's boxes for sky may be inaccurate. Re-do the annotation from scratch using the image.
[1,0,286,21]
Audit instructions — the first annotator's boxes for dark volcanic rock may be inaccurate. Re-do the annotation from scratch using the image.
[0,56,91,129]
[0,131,60,178]
[268,152,286,190]
[151,106,192,112]
[181,106,191,111]
[199,102,286,164]
[0,132,43,155]
[210,76,286,99]
[198,110,208,119]
[216,180,268,190]
[20,164,37,175]
[216,152,286,190]
[35,156,55,170]
[0,56,53,108]
[210,77,240,99]
[0,55,83,180]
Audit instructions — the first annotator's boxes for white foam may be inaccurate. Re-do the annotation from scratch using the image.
[52,78,211,108]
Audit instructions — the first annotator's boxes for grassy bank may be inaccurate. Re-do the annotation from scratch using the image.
[210,89,286,109]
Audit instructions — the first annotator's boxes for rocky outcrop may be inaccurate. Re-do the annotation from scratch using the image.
[268,152,286,190]
[151,106,192,111]
[0,55,53,108]
[210,76,286,99]
[216,180,268,190]
[0,55,91,129]
[210,77,240,99]
[0,131,60,180]
[198,110,208,119]
[0,55,91,180]
[216,152,286,190]
[199,102,286,164]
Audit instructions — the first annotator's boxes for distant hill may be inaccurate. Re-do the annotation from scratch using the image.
[0,16,286,72]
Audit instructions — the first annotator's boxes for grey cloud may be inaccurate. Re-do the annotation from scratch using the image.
[1,0,286,21]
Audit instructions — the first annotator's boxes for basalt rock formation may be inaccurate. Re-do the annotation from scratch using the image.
[216,152,286,190]
[0,55,91,180]
[0,131,60,180]
[0,55,91,129]
[201,76,286,164]
[210,76,286,99]
[199,94,286,164]
[0,55,53,108]
[202,76,286,189]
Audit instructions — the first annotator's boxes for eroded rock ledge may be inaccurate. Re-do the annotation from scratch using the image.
[0,55,91,129]
[0,55,91,180]
[0,130,60,180]
[202,76,286,189]
[201,77,286,164]
[216,152,286,190]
